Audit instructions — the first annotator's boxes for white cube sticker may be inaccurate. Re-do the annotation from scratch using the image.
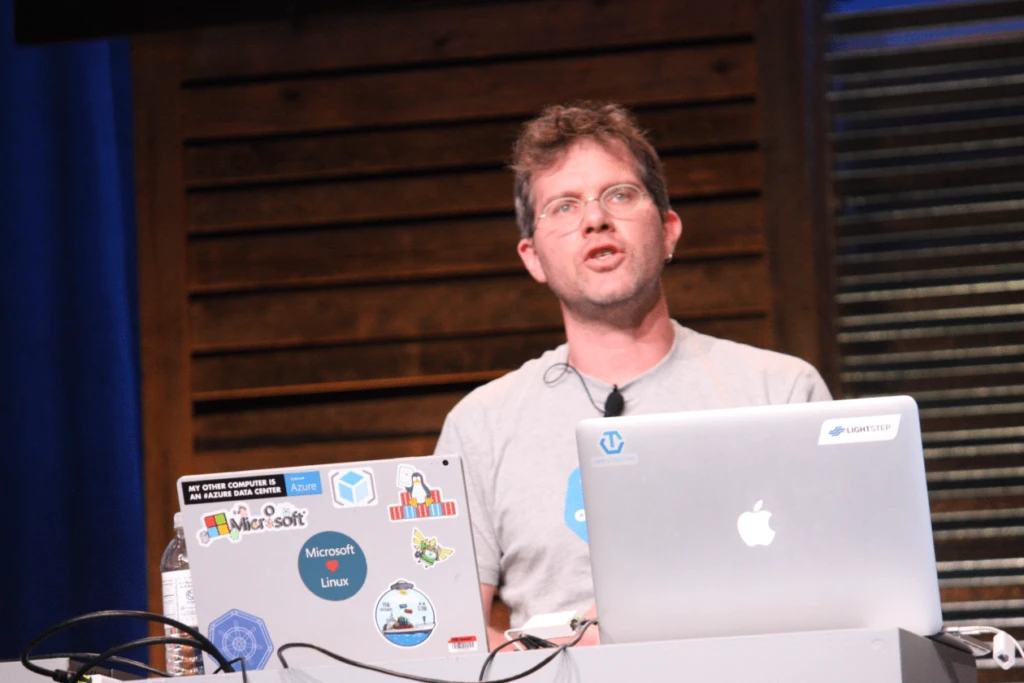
[818,414,902,445]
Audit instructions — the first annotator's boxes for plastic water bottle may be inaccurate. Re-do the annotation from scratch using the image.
[161,512,205,676]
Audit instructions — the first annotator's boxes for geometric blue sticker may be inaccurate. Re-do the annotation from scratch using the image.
[599,430,624,455]
[207,609,274,670]
[285,471,322,497]
[297,531,367,601]
[564,468,588,544]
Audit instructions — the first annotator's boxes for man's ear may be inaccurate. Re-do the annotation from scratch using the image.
[517,238,548,284]
[662,209,683,260]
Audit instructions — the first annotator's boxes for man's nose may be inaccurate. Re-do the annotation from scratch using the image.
[581,198,612,234]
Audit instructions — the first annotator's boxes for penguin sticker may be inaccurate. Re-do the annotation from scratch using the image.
[406,472,434,506]
[388,465,458,522]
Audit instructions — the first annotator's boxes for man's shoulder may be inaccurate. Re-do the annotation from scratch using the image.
[677,324,821,379]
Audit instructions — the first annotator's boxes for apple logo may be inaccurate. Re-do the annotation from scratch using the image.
[737,500,776,547]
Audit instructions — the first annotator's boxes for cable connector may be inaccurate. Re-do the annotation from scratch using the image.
[505,611,581,641]
[993,631,1017,670]
[943,625,1024,670]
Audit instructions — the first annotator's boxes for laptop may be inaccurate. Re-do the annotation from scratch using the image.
[575,395,943,644]
[177,455,488,670]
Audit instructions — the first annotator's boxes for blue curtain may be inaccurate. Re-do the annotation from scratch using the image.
[0,0,146,661]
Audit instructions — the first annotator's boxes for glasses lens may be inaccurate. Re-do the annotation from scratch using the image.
[540,197,583,229]
[601,184,645,217]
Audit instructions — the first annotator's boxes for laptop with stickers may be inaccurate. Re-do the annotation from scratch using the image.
[575,395,943,644]
[177,455,487,671]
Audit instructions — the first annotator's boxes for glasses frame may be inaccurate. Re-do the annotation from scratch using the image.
[536,183,650,233]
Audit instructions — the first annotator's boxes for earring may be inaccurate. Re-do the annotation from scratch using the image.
[664,255,673,265]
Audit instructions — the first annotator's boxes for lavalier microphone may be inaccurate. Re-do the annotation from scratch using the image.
[544,363,625,418]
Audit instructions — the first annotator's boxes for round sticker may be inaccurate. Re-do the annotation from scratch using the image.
[375,579,436,647]
[297,531,367,601]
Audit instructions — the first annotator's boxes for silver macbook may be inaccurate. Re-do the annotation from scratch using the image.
[575,396,943,644]
[178,455,488,670]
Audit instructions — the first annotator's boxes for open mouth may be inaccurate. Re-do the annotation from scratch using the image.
[586,245,620,261]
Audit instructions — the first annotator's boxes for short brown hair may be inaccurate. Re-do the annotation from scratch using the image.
[510,102,671,239]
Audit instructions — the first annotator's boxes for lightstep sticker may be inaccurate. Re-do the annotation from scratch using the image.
[376,580,436,647]
[208,609,274,670]
[297,531,367,601]
[818,414,902,445]
[197,502,308,546]
[182,472,322,505]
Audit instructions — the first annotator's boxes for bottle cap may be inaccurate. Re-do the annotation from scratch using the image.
[173,511,184,529]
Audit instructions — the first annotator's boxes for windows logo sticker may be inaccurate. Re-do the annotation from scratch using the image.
[329,468,378,508]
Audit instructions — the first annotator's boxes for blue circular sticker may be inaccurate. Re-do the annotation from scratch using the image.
[297,531,367,601]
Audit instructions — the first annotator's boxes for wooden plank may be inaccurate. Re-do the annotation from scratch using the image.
[193,390,466,451]
[186,197,765,293]
[192,437,438,465]
[192,331,567,394]
[756,0,835,374]
[132,35,191,666]
[191,316,769,396]
[942,585,1024,603]
[180,0,756,81]
[185,150,763,233]
[182,102,759,187]
[180,43,758,139]
[188,257,769,352]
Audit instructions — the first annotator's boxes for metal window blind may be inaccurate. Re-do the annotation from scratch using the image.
[823,0,1024,667]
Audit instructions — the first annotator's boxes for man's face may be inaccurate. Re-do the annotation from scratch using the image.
[517,138,682,318]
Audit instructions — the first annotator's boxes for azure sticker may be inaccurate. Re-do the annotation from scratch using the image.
[329,468,378,508]
[197,502,308,546]
[375,580,435,647]
[208,609,274,670]
[298,531,367,601]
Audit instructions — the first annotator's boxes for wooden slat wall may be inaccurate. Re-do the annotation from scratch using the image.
[135,0,827,642]
[822,2,1024,679]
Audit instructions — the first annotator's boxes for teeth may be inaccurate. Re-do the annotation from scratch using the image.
[592,248,614,259]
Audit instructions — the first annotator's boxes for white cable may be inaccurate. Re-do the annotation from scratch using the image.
[943,626,1024,669]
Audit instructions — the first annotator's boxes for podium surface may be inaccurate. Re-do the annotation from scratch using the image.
[5,628,967,683]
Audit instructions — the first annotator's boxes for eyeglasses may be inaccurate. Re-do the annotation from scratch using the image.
[536,183,650,233]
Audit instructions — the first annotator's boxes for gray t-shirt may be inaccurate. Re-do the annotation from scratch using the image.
[434,322,832,627]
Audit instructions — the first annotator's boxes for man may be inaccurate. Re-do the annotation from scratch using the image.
[434,102,831,647]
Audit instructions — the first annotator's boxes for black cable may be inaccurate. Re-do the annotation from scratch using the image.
[28,652,171,678]
[70,636,221,683]
[213,657,248,675]
[477,637,531,681]
[277,622,597,683]
[20,610,234,682]
[478,623,594,682]
[544,363,624,417]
